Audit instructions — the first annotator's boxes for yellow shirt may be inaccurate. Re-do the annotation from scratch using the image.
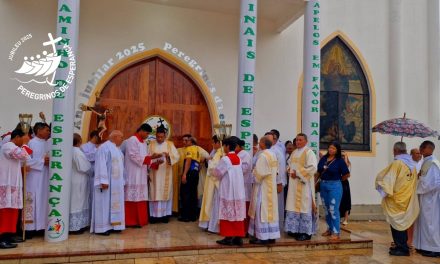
[185,145,201,163]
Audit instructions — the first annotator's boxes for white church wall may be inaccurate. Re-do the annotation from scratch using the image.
[311,0,431,205]
[0,0,56,130]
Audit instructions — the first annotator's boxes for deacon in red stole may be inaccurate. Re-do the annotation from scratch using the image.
[213,137,246,246]
[0,129,31,248]
[124,124,161,227]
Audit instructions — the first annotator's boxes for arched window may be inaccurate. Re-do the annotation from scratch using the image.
[320,36,371,151]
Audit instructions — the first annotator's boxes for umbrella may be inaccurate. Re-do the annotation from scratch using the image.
[372,113,439,141]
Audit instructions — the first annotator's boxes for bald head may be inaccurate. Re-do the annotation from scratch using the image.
[264,132,274,145]
[259,136,272,150]
[410,148,422,162]
[109,130,124,146]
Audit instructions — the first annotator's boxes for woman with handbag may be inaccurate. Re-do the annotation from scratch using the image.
[316,142,350,240]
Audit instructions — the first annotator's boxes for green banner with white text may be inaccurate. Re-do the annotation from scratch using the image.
[46,0,79,243]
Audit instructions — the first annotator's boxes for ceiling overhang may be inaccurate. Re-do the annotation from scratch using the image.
[135,0,306,32]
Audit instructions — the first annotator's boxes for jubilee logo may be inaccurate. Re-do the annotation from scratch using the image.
[9,33,76,100]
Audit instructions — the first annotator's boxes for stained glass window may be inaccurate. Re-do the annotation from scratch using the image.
[320,36,370,151]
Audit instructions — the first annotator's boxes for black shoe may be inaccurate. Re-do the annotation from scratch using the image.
[249,239,269,245]
[216,237,234,246]
[267,239,276,244]
[249,236,258,244]
[149,217,158,224]
[296,234,311,241]
[110,230,121,234]
[0,241,17,249]
[69,230,85,235]
[127,225,142,228]
[287,232,299,239]
[96,231,110,236]
[421,251,440,258]
[161,217,169,224]
[178,217,190,222]
[389,248,410,256]
[7,236,24,243]
[24,231,34,240]
[249,238,260,244]
[35,230,45,236]
[232,237,243,246]
[416,248,429,254]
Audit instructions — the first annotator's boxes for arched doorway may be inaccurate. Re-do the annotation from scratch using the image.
[88,56,213,150]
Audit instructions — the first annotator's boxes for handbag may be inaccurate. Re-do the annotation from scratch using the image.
[314,172,321,192]
[315,158,336,192]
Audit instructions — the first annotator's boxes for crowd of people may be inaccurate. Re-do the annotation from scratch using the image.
[0,121,354,249]
[0,121,438,259]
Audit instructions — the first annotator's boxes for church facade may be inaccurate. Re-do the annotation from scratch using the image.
[1,0,439,209]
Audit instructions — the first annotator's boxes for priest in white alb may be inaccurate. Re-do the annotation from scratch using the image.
[248,136,280,245]
[69,133,92,233]
[25,122,51,236]
[148,127,179,223]
[199,135,222,233]
[213,137,246,246]
[235,138,253,233]
[265,132,284,231]
[90,130,125,236]
[271,130,287,231]
[80,130,99,221]
[81,130,99,165]
[0,129,31,249]
[413,141,440,258]
[124,124,160,227]
[285,133,318,241]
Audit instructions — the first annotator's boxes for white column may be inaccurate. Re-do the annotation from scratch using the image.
[386,0,404,160]
[428,0,440,134]
[301,0,321,155]
[46,0,80,242]
[388,0,404,118]
[236,0,257,153]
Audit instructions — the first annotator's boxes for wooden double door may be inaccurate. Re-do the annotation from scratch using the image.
[89,57,213,150]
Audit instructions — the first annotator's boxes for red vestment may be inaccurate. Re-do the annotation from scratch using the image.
[0,208,19,233]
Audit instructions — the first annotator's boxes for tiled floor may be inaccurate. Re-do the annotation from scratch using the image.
[0,219,437,263]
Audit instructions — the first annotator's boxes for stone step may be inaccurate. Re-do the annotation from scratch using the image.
[0,240,373,264]
[318,204,385,221]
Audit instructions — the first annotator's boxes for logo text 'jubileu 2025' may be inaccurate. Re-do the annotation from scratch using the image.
[9,33,76,100]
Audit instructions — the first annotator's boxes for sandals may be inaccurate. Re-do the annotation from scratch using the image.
[321,230,332,237]
[329,235,340,241]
